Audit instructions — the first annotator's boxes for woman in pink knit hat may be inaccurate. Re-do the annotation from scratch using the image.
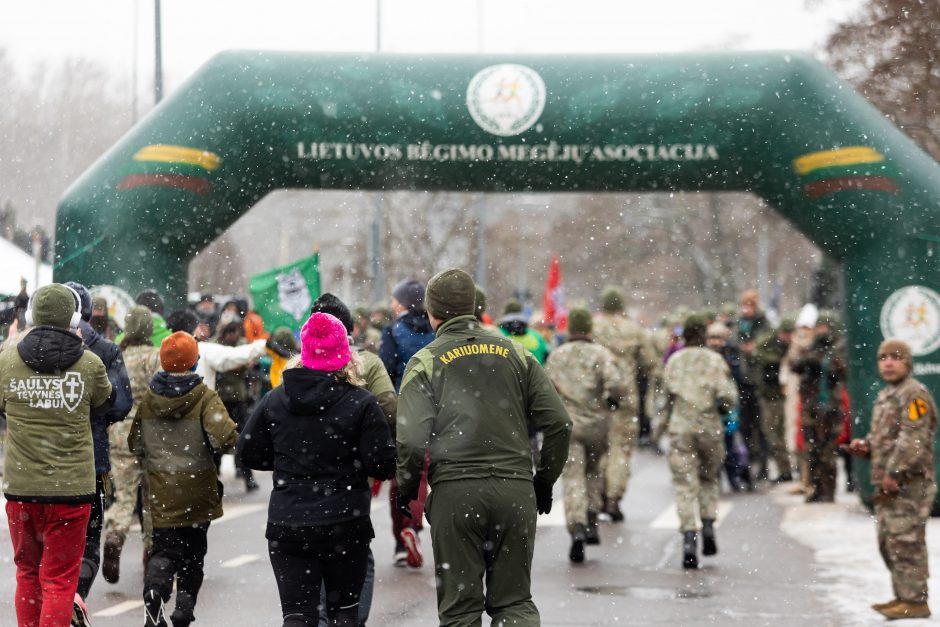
[236,312,396,627]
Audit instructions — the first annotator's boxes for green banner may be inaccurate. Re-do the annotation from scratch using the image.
[248,253,320,332]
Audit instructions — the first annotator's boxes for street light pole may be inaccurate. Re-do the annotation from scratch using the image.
[154,0,163,104]
[370,0,385,304]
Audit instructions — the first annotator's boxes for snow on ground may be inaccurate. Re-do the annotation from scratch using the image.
[775,481,939,626]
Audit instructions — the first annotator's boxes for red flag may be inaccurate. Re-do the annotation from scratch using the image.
[543,256,567,330]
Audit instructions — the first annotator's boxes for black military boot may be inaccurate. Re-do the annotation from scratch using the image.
[701,519,717,556]
[682,531,698,569]
[170,591,195,627]
[586,511,600,545]
[569,524,587,563]
[603,497,624,522]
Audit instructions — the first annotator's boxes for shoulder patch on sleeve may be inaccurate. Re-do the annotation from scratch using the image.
[908,398,929,421]
[400,348,434,391]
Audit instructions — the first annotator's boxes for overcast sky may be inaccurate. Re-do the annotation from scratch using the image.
[2,0,863,94]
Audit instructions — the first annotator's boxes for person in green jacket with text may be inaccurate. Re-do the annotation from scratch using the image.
[397,268,572,627]
[1,283,113,627]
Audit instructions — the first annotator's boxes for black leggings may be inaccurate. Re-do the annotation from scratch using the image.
[145,523,209,623]
[267,519,372,626]
[77,474,105,598]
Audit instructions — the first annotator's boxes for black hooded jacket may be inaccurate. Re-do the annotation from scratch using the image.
[235,367,396,527]
[79,321,132,473]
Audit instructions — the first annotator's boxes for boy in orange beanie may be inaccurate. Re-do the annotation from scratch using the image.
[129,332,238,627]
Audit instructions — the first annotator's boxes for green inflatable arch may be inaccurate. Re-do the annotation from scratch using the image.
[56,51,940,505]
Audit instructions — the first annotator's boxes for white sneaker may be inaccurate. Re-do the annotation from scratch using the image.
[394,549,408,567]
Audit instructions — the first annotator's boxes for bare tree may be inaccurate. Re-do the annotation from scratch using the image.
[825,0,940,159]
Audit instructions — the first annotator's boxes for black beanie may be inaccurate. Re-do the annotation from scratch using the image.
[392,279,425,313]
[311,293,354,334]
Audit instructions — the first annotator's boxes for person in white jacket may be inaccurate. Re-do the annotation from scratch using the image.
[166,310,273,390]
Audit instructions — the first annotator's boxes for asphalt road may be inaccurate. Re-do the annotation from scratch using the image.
[0,450,836,626]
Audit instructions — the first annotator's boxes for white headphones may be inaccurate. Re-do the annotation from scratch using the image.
[25,284,83,329]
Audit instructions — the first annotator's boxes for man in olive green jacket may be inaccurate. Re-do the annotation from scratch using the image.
[397,268,572,627]
[129,331,238,627]
[1,283,113,627]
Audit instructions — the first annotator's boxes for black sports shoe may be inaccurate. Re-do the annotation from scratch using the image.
[682,531,698,569]
[144,589,168,627]
[569,524,587,563]
[701,519,718,556]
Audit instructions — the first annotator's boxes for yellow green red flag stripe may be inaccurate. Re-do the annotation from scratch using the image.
[133,144,222,171]
[792,146,883,176]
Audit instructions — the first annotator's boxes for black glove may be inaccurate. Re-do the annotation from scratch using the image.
[397,491,415,519]
[266,337,292,359]
[606,396,620,412]
[533,476,553,515]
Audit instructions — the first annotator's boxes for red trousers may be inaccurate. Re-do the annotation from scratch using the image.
[389,454,430,542]
[6,501,91,627]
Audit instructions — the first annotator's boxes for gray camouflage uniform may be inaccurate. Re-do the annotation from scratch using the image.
[104,344,161,549]
[866,375,938,603]
[663,347,738,532]
[545,338,624,532]
[592,314,656,500]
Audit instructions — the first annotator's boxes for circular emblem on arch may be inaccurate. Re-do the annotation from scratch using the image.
[466,64,546,137]
[880,285,940,356]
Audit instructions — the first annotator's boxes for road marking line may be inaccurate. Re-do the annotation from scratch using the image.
[215,503,267,525]
[92,600,143,617]
[649,501,734,530]
[222,554,260,568]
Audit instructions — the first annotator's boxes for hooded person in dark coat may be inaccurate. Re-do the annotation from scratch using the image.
[66,281,133,601]
[237,312,395,627]
[378,279,435,391]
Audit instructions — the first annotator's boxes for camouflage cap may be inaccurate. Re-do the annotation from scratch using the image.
[778,318,796,332]
[878,338,913,371]
[600,286,625,313]
[567,308,593,335]
[503,298,523,315]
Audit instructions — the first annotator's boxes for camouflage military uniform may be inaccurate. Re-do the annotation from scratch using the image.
[867,375,938,604]
[663,347,738,532]
[545,339,623,532]
[592,314,656,501]
[104,344,161,548]
[753,332,794,477]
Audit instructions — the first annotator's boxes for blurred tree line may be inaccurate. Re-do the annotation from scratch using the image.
[824,0,940,160]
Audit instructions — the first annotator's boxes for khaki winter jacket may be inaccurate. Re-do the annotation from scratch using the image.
[129,371,237,528]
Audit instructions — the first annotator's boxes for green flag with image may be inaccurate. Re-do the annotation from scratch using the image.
[249,253,321,332]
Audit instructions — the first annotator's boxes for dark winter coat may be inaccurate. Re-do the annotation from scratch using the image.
[790,334,847,421]
[235,367,396,528]
[129,372,238,528]
[752,331,790,401]
[735,313,770,387]
[379,311,435,390]
[80,320,133,473]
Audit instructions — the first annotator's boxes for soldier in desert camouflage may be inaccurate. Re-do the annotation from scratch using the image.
[847,339,937,620]
[545,308,624,563]
[592,287,658,522]
[663,315,738,569]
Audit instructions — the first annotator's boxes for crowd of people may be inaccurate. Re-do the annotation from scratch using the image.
[0,271,935,625]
